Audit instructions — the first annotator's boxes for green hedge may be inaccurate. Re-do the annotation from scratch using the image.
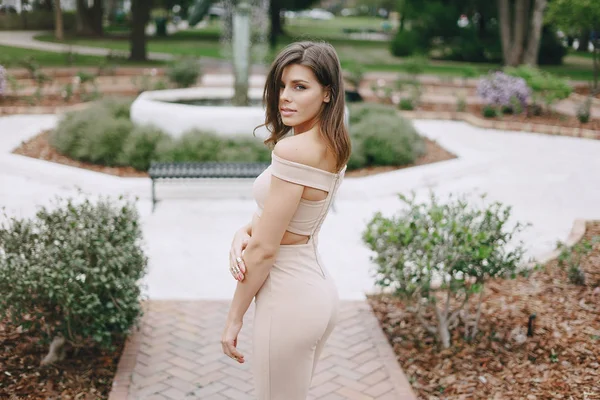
[348,103,425,170]
[0,11,76,31]
[51,98,270,171]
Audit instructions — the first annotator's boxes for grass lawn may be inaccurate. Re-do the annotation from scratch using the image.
[26,20,599,82]
[0,44,165,68]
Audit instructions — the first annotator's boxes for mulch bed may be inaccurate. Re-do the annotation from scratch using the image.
[368,221,600,399]
[419,103,600,131]
[12,130,457,179]
[0,319,124,399]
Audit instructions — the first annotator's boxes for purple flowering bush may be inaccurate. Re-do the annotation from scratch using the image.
[0,66,6,98]
[477,71,530,113]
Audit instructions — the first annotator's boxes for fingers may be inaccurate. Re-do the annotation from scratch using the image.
[221,339,245,363]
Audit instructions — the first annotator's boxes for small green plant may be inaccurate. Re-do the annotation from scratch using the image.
[167,58,202,88]
[456,93,467,112]
[576,96,592,123]
[399,97,415,111]
[550,349,559,363]
[0,65,6,99]
[0,194,148,364]
[363,193,528,348]
[61,82,74,102]
[504,66,572,112]
[482,105,498,118]
[556,237,599,286]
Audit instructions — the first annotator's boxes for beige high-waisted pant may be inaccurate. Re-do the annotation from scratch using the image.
[253,239,339,400]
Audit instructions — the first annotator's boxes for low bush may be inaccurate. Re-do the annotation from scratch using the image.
[51,100,270,170]
[477,71,530,112]
[348,102,397,125]
[348,110,425,169]
[0,65,6,97]
[363,193,528,348]
[51,106,133,166]
[0,195,148,364]
[504,66,572,111]
[119,124,173,171]
[167,58,202,88]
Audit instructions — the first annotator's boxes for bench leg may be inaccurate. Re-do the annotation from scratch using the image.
[151,179,156,213]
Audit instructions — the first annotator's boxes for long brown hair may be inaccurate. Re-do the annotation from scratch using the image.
[255,41,351,172]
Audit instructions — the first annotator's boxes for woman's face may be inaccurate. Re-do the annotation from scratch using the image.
[279,64,330,134]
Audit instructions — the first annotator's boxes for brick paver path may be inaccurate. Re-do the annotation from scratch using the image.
[109,301,417,400]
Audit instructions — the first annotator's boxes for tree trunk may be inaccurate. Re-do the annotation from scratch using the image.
[54,0,64,41]
[498,0,512,65]
[107,0,119,24]
[75,0,103,36]
[509,0,529,66]
[522,0,547,66]
[130,0,151,61]
[578,30,591,53]
[91,0,103,36]
[40,336,66,366]
[269,0,283,49]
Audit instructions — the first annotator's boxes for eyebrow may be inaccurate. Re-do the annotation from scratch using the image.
[281,79,310,84]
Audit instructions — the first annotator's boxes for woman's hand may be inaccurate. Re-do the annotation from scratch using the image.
[229,229,249,281]
[221,319,245,363]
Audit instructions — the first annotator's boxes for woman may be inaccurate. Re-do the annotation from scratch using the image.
[221,41,351,399]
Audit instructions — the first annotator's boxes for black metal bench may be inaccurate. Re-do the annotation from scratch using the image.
[148,161,270,211]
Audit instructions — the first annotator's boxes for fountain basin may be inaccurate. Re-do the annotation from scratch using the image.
[130,87,269,139]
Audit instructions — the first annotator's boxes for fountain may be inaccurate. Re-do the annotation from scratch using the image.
[130,1,269,139]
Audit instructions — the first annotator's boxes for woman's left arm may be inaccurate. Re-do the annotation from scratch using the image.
[221,159,304,362]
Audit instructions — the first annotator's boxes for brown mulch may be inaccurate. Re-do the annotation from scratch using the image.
[573,86,600,99]
[0,319,124,399]
[12,130,149,178]
[12,130,457,179]
[419,103,600,131]
[368,221,600,400]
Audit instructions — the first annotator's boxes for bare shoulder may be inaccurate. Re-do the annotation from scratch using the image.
[273,135,323,168]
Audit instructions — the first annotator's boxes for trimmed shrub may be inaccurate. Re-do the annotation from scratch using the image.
[348,102,397,125]
[119,124,173,171]
[0,195,148,361]
[390,30,419,57]
[0,65,6,97]
[167,58,202,88]
[51,107,133,166]
[51,100,271,170]
[98,97,134,119]
[363,193,527,348]
[504,66,572,111]
[218,136,272,163]
[349,112,425,168]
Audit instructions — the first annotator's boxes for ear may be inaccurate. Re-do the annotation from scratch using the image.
[323,87,332,103]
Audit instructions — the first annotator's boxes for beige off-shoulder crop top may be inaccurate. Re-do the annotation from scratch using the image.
[252,151,346,237]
